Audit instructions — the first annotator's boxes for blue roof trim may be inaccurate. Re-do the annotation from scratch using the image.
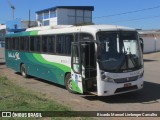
[36,6,94,13]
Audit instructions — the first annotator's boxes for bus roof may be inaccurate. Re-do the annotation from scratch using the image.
[6,24,136,37]
[38,24,136,35]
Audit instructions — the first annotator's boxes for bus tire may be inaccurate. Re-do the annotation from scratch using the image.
[21,64,28,78]
[65,73,76,93]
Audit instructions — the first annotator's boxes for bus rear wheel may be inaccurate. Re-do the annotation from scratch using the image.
[65,73,76,93]
[21,64,28,78]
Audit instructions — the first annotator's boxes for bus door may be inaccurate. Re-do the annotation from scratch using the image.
[71,42,97,94]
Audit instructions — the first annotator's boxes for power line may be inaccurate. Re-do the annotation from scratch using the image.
[108,15,160,23]
[94,5,160,19]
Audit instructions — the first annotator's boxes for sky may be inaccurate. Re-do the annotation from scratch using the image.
[1,0,160,29]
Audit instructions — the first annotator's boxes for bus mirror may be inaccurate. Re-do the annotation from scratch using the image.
[139,38,143,52]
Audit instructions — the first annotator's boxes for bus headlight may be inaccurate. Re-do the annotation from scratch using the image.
[101,75,114,83]
[138,72,144,78]
[101,71,114,83]
[106,77,115,83]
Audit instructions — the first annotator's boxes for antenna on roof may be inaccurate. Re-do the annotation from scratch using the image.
[7,0,15,19]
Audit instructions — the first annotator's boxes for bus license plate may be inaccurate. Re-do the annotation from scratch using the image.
[124,83,132,87]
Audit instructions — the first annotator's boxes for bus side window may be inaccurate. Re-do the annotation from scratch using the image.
[56,35,65,54]
[24,37,29,51]
[15,37,19,50]
[47,36,55,53]
[30,37,35,51]
[12,38,16,50]
[65,35,73,55]
[20,37,25,51]
[34,37,40,52]
[42,36,47,53]
[8,38,12,50]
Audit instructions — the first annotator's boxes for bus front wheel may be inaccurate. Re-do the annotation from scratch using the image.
[65,73,76,93]
[21,64,28,78]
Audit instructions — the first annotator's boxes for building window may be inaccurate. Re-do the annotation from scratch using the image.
[43,20,50,26]
[37,13,43,20]
[44,12,49,19]
[50,10,56,18]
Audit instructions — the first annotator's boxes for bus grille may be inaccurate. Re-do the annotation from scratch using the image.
[114,76,139,83]
[115,85,138,93]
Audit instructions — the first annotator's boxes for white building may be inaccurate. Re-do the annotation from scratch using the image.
[139,30,160,53]
[35,6,94,26]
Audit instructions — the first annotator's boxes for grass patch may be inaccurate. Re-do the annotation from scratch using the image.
[0,76,93,120]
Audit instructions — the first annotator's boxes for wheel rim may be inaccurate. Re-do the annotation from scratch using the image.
[67,78,72,90]
[21,66,26,76]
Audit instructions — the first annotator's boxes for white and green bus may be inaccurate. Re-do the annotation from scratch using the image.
[5,25,144,96]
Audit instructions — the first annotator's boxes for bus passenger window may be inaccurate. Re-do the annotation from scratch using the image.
[47,36,55,53]
[65,35,73,55]
[42,36,47,52]
[56,34,73,55]
[24,37,29,51]
[30,37,35,51]
[8,38,12,50]
[56,35,65,54]
[20,37,25,51]
[34,37,40,52]
[12,38,16,50]
[15,38,19,50]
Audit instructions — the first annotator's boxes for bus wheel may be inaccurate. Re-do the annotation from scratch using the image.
[65,73,75,93]
[21,64,28,78]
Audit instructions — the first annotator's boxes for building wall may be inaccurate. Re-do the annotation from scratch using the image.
[36,8,93,26]
[50,17,58,26]
[140,33,160,53]
[57,8,92,25]
[57,8,69,25]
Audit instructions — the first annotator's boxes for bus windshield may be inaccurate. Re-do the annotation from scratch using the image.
[97,31,143,72]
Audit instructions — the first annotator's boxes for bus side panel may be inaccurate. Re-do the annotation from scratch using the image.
[5,50,21,72]
[5,50,71,86]
[25,53,71,86]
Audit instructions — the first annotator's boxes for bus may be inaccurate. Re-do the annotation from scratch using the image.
[5,25,144,96]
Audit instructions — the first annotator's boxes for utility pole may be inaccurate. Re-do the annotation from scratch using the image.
[7,0,15,19]
[28,9,31,28]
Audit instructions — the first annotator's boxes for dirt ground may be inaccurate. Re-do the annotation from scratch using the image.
[0,48,160,120]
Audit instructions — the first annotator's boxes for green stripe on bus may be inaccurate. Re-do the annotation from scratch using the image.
[72,80,82,93]
[6,30,39,37]
[33,54,71,72]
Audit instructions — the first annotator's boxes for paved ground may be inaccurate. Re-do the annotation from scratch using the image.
[0,48,160,120]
